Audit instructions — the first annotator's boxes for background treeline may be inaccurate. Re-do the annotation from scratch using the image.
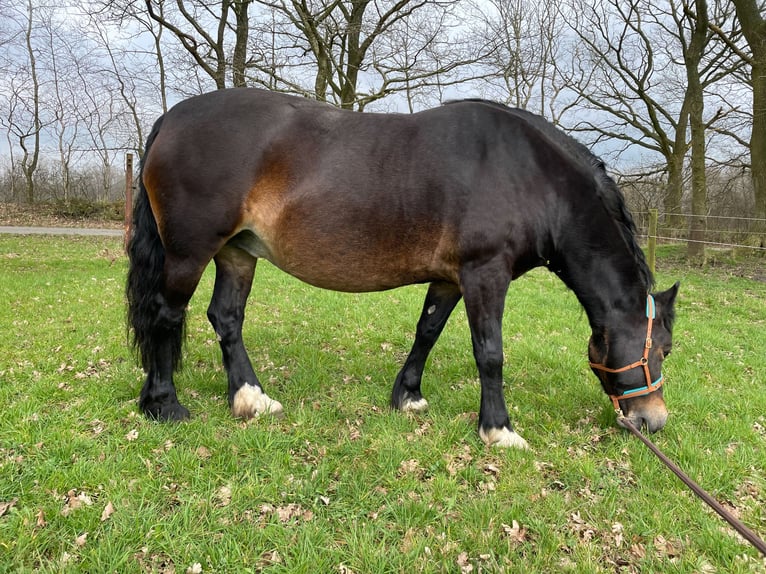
[1,0,764,256]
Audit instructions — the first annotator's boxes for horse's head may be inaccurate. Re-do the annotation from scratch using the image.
[589,283,680,433]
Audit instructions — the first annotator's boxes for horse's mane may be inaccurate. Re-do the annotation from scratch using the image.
[444,99,654,291]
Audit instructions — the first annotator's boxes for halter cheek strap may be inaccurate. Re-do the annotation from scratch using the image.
[589,295,664,412]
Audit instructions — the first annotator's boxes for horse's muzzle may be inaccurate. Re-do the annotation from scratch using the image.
[616,391,668,433]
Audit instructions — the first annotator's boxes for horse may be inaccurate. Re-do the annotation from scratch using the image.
[126,88,679,449]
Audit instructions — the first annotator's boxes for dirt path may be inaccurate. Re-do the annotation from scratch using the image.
[0,226,123,236]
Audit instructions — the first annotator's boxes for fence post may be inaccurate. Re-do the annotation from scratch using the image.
[647,208,658,275]
[124,153,133,252]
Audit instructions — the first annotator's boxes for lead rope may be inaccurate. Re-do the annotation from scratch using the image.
[619,418,766,557]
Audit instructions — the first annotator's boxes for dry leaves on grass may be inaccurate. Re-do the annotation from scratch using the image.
[398,458,424,478]
[0,498,18,517]
[213,486,232,508]
[259,503,313,525]
[456,551,473,573]
[501,520,528,545]
[444,445,473,476]
[61,489,94,517]
[134,548,176,574]
[255,550,282,571]
[101,501,115,522]
[195,446,212,460]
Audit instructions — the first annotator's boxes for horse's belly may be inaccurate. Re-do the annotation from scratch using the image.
[274,239,457,292]
[232,222,458,292]
[237,178,460,291]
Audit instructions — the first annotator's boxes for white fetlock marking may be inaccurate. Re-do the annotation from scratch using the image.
[232,384,284,419]
[480,427,529,449]
[401,397,429,413]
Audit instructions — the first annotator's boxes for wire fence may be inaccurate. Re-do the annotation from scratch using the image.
[634,211,766,252]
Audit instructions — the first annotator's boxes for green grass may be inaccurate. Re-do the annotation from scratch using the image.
[1,237,764,573]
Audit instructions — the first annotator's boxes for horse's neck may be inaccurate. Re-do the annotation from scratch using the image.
[551,244,647,330]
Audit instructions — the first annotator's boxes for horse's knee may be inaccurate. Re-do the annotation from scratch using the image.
[156,293,185,328]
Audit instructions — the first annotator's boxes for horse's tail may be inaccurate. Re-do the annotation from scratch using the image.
[126,115,182,372]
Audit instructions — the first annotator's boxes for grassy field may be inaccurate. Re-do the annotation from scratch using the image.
[0,235,764,573]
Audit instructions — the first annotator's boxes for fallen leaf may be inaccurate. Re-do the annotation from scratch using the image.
[36,508,46,527]
[195,446,211,459]
[77,492,94,506]
[61,490,93,517]
[125,429,139,441]
[398,459,421,477]
[214,486,232,507]
[0,498,18,517]
[611,522,624,547]
[456,551,473,573]
[273,503,313,523]
[101,501,115,522]
[501,520,527,544]
[256,550,282,569]
[75,532,88,547]
[186,563,202,574]
[653,535,681,558]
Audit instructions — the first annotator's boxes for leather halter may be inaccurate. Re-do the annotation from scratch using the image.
[589,295,664,412]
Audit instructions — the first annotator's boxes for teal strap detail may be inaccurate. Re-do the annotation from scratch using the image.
[646,294,656,319]
[619,374,663,397]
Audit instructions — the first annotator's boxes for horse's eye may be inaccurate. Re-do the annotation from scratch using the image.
[662,348,672,359]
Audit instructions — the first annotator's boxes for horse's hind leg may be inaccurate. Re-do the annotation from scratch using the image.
[391,281,462,412]
[207,245,283,419]
[138,254,207,421]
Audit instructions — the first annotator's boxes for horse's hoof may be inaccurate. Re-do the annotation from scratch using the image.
[141,401,190,422]
[479,426,529,449]
[232,384,284,419]
[401,396,429,413]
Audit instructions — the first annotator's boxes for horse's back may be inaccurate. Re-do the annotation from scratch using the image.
[141,89,579,292]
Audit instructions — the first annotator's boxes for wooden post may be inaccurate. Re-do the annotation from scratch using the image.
[124,153,133,252]
[647,208,658,275]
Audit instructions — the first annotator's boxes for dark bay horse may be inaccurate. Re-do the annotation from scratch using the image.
[127,88,679,448]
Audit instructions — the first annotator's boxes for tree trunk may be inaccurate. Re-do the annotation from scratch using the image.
[232,0,250,87]
[685,0,708,262]
[664,95,690,231]
[731,0,766,220]
[752,58,766,220]
[22,0,41,204]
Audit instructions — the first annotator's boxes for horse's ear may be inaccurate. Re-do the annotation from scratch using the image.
[653,281,680,331]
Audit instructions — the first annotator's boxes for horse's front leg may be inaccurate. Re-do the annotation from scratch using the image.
[208,246,283,419]
[391,281,462,412]
[461,263,529,449]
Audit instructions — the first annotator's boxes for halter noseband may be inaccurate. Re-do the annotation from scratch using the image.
[589,294,664,413]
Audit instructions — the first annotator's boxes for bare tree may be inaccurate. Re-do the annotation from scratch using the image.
[476,0,577,123]
[145,0,253,89]
[39,8,82,201]
[251,0,478,110]
[7,0,44,203]
[561,0,740,238]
